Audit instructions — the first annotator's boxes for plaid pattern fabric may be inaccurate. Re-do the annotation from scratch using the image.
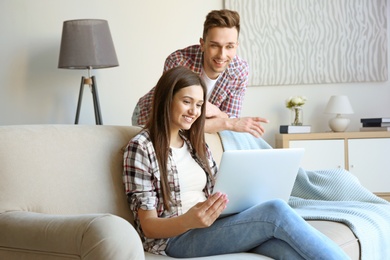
[123,129,217,255]
[135,45,249,125]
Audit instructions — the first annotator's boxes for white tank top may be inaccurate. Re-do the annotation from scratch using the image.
[171,142,207,214]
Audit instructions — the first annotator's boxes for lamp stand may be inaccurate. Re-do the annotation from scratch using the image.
[75,75,103,125]
[328,114,350,132]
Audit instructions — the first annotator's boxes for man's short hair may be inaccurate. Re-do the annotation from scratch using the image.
[203,9,240,40]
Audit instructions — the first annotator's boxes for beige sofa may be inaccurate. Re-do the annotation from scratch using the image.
[0,125,360,260]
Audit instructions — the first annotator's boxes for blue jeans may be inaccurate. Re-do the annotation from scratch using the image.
[165,199,349,259]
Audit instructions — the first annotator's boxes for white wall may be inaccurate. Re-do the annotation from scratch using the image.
[1,0,389,146]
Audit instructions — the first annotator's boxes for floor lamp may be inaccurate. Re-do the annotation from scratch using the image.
[58,19,119,125]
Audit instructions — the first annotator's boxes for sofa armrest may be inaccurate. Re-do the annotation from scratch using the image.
[0,211,144,260]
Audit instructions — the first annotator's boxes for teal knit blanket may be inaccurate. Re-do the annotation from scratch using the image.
[218,130,390,260]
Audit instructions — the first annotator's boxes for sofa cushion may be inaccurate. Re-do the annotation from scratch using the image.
[0,211,144,260]
[0,125,139,224]
[308,220,359,259]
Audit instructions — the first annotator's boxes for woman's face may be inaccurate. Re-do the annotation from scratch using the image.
[170,85,204,133]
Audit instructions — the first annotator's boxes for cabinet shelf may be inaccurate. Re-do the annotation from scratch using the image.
[275,131,390,201]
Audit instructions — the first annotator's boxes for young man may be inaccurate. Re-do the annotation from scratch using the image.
[132,9,268,137]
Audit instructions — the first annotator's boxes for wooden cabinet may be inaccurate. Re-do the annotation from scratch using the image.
[275,131,390,201]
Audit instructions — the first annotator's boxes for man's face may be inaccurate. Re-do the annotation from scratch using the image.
[200,27,239,79]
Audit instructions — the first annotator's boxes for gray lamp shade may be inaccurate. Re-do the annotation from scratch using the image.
[58,19,119,69]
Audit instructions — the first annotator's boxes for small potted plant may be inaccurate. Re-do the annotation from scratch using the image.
[285,96,307,126]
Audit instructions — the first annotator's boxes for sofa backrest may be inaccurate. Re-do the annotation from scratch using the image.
[0,125,224,224]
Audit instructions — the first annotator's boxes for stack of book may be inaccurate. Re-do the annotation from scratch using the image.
[360,118,390,131]
[279,125,311,134]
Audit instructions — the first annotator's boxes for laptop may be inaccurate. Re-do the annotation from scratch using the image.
[213,148,304,216]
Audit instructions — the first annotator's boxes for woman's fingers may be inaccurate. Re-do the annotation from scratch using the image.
[204,192,229,217]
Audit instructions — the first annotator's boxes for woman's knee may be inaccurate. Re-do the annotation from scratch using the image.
[247,199,294,219]
[258,199,290,212]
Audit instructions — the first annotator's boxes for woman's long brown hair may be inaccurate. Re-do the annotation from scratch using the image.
[145,66,213,211]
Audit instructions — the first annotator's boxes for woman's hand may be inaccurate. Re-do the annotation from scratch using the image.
[183,192,229,229]
[137,193,228,239]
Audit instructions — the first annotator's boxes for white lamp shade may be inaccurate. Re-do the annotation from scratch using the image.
[324,95,354,115]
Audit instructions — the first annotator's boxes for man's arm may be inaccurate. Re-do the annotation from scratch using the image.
[215,58,249,118]
[205,101,269,137]
[205,116,269,137]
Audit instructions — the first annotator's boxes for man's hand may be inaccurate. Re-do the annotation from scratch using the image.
[231,117,269,137]
[204,116,269,136]
[203,102,269,137]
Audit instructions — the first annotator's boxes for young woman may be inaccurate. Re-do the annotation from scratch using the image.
[123,66,349,259]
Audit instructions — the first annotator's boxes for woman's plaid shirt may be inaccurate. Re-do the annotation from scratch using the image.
[123,129,218,255]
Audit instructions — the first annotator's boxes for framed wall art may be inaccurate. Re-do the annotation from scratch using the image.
[225,0,388,86]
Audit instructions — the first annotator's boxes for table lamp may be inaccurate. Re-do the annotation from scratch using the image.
[58,19,119,125]
[324,95,354,132]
